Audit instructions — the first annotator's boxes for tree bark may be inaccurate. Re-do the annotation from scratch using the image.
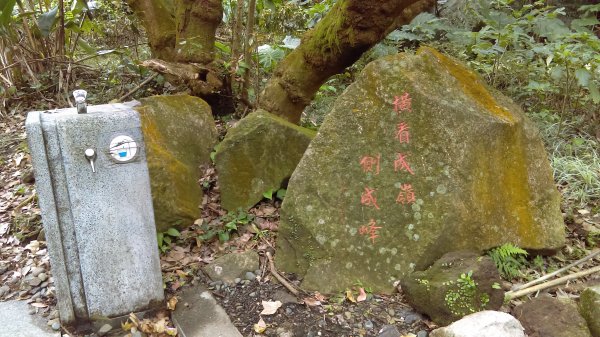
[174,0,223,64]
[258,0,435,124]
[126,0,177,60]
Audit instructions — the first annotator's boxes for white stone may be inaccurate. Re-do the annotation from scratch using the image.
[430,311,525,337]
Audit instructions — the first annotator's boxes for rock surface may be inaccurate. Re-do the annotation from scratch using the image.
[201,250,260,284]
[579,285,600,337]
[429,311,525,337]
[276,46,564,293]
[173,285,242,337]
[513,296,592,337]
[401,251,504,325]
[216,110,316,211]
[137,95,217,231]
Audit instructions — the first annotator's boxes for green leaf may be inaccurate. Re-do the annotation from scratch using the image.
[166,227,181,237]
[37,6,59,37]
[225,222,237,230]
[0,0,17,28]
[77,38,96,54]
[588,81,600,104]
[163,236,172,244]
[263,189,274,200]
[218,231,230,242]
[491,282,501,290]
[214,41,231,54]
[157,232,164,247]
[574,68,591,87]
[276,188,286,200]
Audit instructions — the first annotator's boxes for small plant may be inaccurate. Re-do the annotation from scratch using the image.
[157,227,181,253]
[198,209,254,243]
[444,271,489,317]
[263,188,286,201]
[487,243,528,279]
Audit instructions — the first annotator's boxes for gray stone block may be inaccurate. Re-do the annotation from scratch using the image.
[0,300,60,337]
[26,103,164,327]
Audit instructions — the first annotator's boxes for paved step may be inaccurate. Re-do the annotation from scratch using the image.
[0,300,59,337]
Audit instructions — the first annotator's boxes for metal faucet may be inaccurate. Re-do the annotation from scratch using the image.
[73,90,88,114]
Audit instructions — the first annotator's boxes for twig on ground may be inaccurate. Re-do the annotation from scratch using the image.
[10,192,37,218]
[265,251,300,296]
[505,264,600,300]
[117,73,159,102]
[512,249,600,291]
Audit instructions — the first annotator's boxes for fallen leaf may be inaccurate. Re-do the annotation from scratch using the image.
[167,296,178,310]
[166,327,178,336]
[260,300,282,315]
[301,297,321,306]
[314,292,326,301]
[30,303,47,308]
[346,289,356,303]
[578,209,590,215]
[356,287,367,302]
[253,318,267,333]
[14,153,24,167]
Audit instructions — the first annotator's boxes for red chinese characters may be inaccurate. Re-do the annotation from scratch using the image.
[360,187,380,210]
[393,92,412,114]
[359,154,381,175]
[396,183,416,205]
[359,219,382,244]
[395,122,410,144]
[394,153,415,175]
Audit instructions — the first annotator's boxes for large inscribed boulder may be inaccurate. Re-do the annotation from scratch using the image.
[216,110,316,211]
[137,95,217,231]
[276,47,564,293]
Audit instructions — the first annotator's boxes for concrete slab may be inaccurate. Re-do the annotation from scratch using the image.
[0,301,60,337]
[173,285,242,337]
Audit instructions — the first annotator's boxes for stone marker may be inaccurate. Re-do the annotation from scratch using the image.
[26,95,164,327]
[580,285,600,337]
[401,251,504,325]
[137,95,217,231]
[429,311,525,337]
[276,47,565,293]
[513,296,592,337]
[202,250,260,284]
[173,285,242,337]
[216,110,316,211]
[0,300,60,337]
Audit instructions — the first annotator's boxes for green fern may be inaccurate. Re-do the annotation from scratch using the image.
[487,243,528,279]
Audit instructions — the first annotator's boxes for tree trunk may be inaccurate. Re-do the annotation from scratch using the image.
[126,0,177,60]
[174,0,223,64]
[258,0,435,124]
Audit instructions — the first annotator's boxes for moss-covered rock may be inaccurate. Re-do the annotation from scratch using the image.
[137,95,217,231]
[401,251,504,326]
[215,110,316,211]
[580,285,600,337]
[513,296,592,337]
[275,47,564,293]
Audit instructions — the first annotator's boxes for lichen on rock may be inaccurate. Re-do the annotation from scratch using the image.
[275,47,565,294]
[137,94,217,231]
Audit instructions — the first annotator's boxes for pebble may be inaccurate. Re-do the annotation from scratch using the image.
[31,267,45,277]
[387,308,395,316]
[0,285,9,297]
[131,331,142,337]
[285,307,293,315]
[364,320,374,330]
[245,271,257,280]
[0,264,7,275]
[249,292,256,297]
[28,276,42,287]
[254,269,261,276]
[97,323,112,336]
[416,331,428,337]
[344,311,352,320]
[28,308,36,315]
[51,322,61,331]
[48,310,59,320]
[234,278,242,284]
[38,273,48,281]
[378,325,401,337]
[404,313,420,324]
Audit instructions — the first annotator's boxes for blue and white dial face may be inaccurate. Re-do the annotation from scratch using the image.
[109,135,138,162]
